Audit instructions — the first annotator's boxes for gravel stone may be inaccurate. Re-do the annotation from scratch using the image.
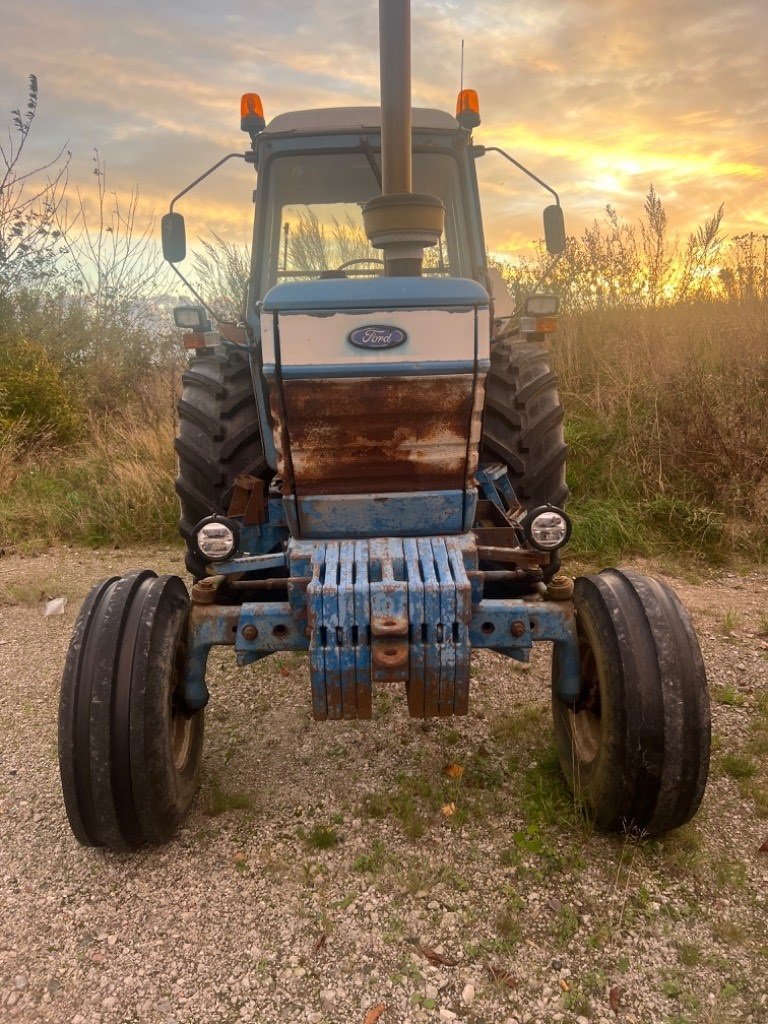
[1,547,766,1024]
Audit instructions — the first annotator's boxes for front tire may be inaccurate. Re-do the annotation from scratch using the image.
[552,568,710,836]
[58,571,204,850]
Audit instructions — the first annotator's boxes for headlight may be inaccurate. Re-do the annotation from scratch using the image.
[524,506,572,551]
[523,293,559,315]
[174,305,210,331]
[193,516,240,562]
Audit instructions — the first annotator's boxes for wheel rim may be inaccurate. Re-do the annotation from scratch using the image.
[568,635,602,764]
[170,640,195,773]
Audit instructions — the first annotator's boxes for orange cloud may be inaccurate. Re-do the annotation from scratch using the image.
[1,0,764,262]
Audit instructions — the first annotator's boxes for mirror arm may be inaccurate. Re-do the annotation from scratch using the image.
[169,152,247,212]
[530,250,564,294]
[165,152,251,328]
[473,145,560,206]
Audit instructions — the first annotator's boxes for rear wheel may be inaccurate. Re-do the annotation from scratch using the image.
[552,569,710,836]
[175,348,268,579]
[58,571,203,850]
[482,336,568,511]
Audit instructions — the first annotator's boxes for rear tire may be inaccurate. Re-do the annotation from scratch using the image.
[175,348,268,579]
[482,337,568,510]
[58,571,204,850]
[552,568,710,836]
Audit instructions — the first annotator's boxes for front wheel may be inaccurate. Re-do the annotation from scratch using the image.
[58,571,204,850]
[552,568,710,836]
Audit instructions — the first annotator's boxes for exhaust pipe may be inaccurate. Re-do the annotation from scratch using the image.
[379,0,412,195]
[363,0,444,277]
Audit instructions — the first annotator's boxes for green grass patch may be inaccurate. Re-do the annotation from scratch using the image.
[552,904,580,946]
[720,753,757,780]
[715,685,746,707]
[495,894,525,947]
[721,610,740,634]
[361,756,508,841]
[203,776,252,817]
[676,941,702,967]
[520,746,583,829]
[352,840,388,874]
[305,824,340,850]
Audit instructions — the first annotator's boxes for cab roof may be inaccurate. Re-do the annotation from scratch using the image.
[262,106,460,136]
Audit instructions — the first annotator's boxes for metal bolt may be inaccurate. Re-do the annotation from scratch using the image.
[241,624,258,641]
[511,620,525,638]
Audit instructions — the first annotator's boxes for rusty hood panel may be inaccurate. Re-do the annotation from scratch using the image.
[261,277,490,522]
[272,374,483,496]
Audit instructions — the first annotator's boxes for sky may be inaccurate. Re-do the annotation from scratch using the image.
[1,0,766,260]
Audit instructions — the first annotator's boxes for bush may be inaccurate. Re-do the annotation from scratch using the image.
[0,337,81,443]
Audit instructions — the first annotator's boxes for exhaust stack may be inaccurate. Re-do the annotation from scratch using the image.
[363,0,445,276]
[379,0,412,195]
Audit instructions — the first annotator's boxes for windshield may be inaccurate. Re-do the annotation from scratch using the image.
[258,149,471,291]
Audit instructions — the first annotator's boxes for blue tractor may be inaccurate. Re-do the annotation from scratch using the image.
[58,0,710,851]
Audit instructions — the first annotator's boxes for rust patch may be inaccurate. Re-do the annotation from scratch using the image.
[465,375,486,484]
[273,375,477,496]
[228,475,266,525]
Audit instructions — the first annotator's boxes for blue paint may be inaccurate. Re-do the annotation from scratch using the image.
[263,359,490,380]
[238,519,288,561]
[300,535,474,720]
[476,463,521,516]
[404,539,426,716]
[469,598,581,704]
[418,537,442,717]
[293,490,476,539]
[236,602,307,654]
[182,532,582,719]
[263,275,489,312]
[184,611,236,712]
[213,550,287,575]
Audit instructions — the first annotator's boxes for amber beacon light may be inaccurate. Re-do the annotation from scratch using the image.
[240,93,266,137]
[456,88,481,130]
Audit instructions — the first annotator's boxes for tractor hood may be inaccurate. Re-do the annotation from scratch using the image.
[260,276,490,539]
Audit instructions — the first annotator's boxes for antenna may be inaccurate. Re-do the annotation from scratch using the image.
[460,38,465,92]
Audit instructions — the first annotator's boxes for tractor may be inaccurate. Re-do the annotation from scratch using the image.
[58,0,710,851]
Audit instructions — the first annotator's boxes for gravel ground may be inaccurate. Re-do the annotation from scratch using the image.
[1,546,767,1024]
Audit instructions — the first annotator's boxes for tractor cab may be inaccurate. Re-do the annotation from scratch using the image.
[244,106,493,545]
[249,106,486,298]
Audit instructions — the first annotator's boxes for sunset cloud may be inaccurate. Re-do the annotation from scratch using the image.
[2,0,765,257]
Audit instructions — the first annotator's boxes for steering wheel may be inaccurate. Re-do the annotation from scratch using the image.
[335,258,385,272]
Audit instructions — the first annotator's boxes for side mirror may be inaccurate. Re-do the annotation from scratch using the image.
[161,212,187,263]
[543,205,567,255]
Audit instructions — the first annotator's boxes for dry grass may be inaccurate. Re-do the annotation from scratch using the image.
[0,382,178,548]
[554,300,768,561]
[1,302,766,564]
